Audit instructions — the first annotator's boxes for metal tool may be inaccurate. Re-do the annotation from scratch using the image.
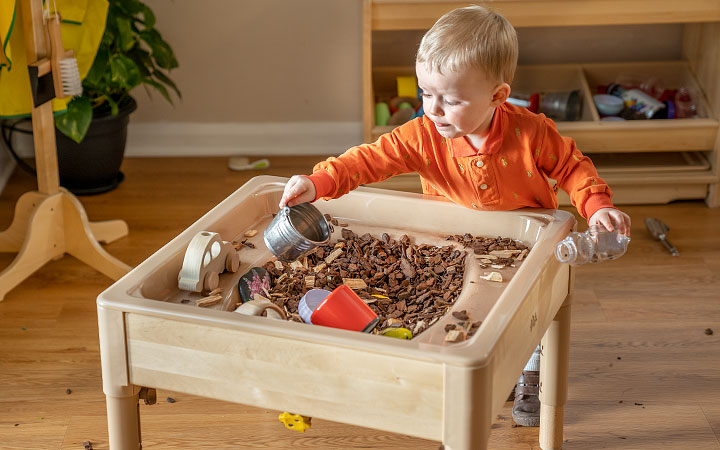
[645,218,679,256]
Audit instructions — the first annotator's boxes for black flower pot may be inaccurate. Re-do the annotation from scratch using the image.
[55,96,137,195]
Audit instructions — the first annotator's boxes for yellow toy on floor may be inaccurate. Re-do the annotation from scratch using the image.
[278,412,312,432]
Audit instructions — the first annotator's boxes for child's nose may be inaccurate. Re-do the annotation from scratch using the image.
[427,98,443,116]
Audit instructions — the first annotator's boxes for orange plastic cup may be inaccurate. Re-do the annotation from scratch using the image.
[310,285,379,332]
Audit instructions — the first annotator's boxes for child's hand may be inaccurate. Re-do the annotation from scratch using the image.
[589,207,631,236]
[279,175,317,209]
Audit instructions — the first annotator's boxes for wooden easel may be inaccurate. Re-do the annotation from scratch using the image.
[0,0,131,301]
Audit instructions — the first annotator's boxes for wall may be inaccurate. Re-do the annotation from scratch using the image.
[128,0,365,157]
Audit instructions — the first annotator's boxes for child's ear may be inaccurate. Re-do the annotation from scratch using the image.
[491,83,511,106]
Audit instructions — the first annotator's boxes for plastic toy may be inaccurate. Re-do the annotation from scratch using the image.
[375,102,390,126]
[381,327,413,339]
[278,412,312,432]
[396,75,417,98]
[178,231,240,293]
[237,267,270,303]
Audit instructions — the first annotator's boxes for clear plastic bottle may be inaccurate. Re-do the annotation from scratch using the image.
[674,87,697,119]
[555,225,630,266]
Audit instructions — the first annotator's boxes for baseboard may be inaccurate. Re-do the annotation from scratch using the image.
[0,150,15,195]
[9,120,364,158]
[125,121,364,157]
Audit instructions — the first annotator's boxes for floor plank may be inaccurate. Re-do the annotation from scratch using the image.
[1,156,719,449]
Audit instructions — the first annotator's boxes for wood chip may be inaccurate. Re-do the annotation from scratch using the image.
[196,294,223,307]
[383,318,403,328]
[313,262,327,273]
[343,278,367,290]
[274,261,284,270]
[490,264,506,269]
[445,328,466,342]
[243,229,258,237]
[325,248,343,264]
[475,253,498,259]
[480,271,503,282]
[289,260,304,270]
[208,287,223,296]
[490,250,521,258]
[305,276,315,288]
[452,310,469,321]
[516,249,529,261]
[413,319,426,334]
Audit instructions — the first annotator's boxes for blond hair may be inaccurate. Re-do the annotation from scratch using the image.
[416,5,518,84]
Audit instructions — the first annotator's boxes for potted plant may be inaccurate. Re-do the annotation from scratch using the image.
[54,0,180,194]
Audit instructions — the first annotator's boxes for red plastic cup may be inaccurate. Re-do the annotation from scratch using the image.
[310,285,379,332]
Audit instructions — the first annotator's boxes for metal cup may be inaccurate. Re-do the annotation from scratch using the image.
[264,203,332,261]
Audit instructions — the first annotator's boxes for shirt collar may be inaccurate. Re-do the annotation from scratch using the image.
[449,103,505,157]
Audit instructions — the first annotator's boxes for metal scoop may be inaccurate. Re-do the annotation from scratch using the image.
[645,218,679,256]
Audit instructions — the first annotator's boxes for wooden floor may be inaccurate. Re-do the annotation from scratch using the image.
[1,156,719,450]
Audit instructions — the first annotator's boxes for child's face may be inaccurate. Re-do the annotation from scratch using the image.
[416,63,508,140]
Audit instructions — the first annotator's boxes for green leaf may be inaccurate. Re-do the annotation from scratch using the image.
[116,17,136,52]
[116,0,144,15]
[109,54,142,90]
[55,96,93,143]
[106,96,119,116]
[143,78,172,104]
[152,69,181,99]
[139,29,178,70]
[84,49,109,87]
[100,26,115,47]
[141,5,156,27]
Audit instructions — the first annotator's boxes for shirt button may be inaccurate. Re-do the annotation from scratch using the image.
[480,184,488,190]
[471,202,478,208]
[476,161,484,168]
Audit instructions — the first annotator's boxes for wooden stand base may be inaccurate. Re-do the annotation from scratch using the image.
[0,188,131,301]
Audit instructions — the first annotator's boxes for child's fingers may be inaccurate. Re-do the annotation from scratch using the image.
[616,212,631,236]
[608,210,631,236]
[279,177,304,208]
[599,215,615,232]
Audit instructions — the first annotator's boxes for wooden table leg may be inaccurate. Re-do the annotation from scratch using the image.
[98,306,142,449]
[442,365,492,450]
[106,391,142,450]
[539,296,572,450]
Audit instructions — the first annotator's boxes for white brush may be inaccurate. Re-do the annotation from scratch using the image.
[47,14,82,98]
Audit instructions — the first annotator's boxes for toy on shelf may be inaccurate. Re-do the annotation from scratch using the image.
[396,75,417,98]
[375,102,390,126]
[178,231,240,293]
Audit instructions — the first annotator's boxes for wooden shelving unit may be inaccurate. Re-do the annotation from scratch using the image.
[361,0,720,206]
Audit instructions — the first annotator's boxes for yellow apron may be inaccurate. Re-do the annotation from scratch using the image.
[0,0,108,118]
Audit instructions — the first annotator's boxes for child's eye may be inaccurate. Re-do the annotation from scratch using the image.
[444,99,460,106]
[421,92,432,98]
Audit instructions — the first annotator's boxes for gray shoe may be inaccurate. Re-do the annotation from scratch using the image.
[512,370,540,427]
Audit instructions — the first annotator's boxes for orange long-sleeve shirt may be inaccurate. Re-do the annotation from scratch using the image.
[308,102,614,220]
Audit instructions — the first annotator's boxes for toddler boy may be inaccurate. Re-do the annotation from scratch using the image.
[279,5,630,426]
